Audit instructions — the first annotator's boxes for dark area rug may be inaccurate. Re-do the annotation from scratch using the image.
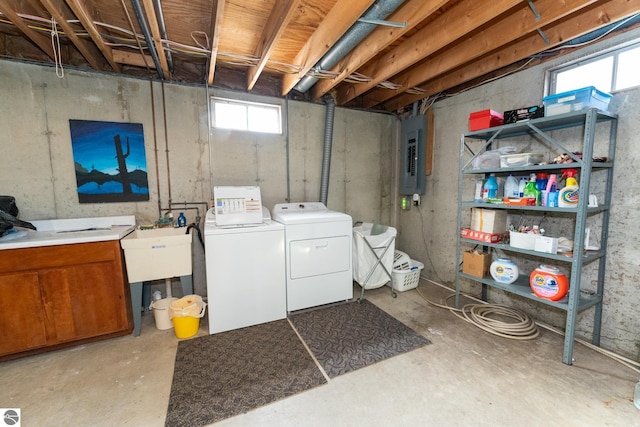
[165,319,327,427]
[289,299,431,378]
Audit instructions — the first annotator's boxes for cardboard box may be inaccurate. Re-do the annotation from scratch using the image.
[471,208,508,234]
[469,109,504,131]
[503,106,544,124]
[460,228,508,243]
[463,250,491,278]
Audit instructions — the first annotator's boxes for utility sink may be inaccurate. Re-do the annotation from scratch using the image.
[120,227,192,283]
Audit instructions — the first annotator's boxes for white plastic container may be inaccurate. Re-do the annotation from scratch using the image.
[150,297,178,330]
[504,174,519,198]
[490,258,519,284]
[509,231,536,250]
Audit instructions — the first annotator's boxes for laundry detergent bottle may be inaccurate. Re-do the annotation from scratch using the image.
[559,169,579,208]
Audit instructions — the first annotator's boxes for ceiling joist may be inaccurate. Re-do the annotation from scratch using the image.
[64,0,121,72]
[207,0,225,85]
[281,0,376,96]
[335,0,525,105]
[383,0,637,111]
[247,0,300,91]
[0,0,55,58]
[310,0,452,101]
[362,0,600,109]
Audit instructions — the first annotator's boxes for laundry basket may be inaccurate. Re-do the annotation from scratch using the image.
[352,223,397,289]
[391,256,424,292]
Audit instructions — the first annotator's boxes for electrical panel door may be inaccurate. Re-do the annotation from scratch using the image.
[400,114,427,195]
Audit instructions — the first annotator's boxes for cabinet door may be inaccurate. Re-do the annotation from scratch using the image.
[40,261,129,343]
[0,272,48,356]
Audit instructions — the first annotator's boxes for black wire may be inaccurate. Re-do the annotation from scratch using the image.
[185,223,205,252]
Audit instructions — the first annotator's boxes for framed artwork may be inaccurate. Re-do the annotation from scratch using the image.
[69,119,149,203]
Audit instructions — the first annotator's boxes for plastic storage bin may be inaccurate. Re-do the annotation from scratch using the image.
[469,109,504,131]
[500,153,544,168]
[543,86,612,116]
[509,231,536,250]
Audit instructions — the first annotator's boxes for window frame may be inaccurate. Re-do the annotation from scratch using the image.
[210,97,283,135]
[546,38,640,96]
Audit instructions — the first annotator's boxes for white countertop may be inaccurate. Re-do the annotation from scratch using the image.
[0,215,136,250]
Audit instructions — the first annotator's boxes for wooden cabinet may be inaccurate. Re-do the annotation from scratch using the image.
[0,240,132,361]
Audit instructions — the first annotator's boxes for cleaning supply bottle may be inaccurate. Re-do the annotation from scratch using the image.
[504,174,519,198]
[523,173,540,205]
[518,177,527,197]
[559,169,579,208]
[545,174,558,207]
[177,212,187,227]
[482,174,499,200]
[536,172,548,206]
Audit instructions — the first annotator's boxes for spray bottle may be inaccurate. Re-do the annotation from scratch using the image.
[558,169,579,208]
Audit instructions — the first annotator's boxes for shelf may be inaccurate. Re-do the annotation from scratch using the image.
[462,162,613,175]
[458,272,602,312]
[460,238,606,264]
[456,107,617,365]
[460,202,609,214]
[464,109,617,140]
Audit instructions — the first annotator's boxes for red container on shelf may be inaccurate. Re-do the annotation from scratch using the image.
[529,265,568,301]
[469,109,504,131]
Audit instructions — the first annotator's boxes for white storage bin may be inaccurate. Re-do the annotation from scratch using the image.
[509,231,536,250]
[500,153,544,168]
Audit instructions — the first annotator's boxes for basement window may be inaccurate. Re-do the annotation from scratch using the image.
[547,40,640,95]
[211,98,282,134]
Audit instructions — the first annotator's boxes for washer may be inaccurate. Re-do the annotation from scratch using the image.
[272,202,353,312]
[204,208,286,334]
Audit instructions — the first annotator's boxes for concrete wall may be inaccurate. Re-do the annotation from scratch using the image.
[398,28,640,360]
[0,60,398,298]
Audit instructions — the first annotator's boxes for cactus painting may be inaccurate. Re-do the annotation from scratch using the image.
[69,119,149,203]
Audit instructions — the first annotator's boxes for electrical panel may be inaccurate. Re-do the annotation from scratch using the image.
[400,114,427,195]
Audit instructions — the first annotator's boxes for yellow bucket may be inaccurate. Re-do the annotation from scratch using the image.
[169,295,206,339]
[172,315,201,339]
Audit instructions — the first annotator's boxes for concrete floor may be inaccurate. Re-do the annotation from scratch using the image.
[1,280,638,427]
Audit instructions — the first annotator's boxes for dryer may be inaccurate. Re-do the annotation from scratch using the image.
[272,202,353,311]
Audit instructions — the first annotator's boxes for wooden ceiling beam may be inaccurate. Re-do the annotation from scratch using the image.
[361,0,600,109]
[334,0,524,105]
[0,0,55,58]
[382,0,637,111]
[247,0,300,91]
[207,0,225,85]
[37,0,106,71]
[310,0,452,101]
[141,0,169,79]
[281,0,376,96]
[64,0,121,72]
[113,49,155,68]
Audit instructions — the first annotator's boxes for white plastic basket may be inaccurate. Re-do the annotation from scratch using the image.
[391,259,424,292]
[393,250,411,270]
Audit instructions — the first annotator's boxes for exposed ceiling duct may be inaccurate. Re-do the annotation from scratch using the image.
[131,0,165,79]
[293,0,406,94]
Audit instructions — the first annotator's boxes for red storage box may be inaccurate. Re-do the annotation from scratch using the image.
[460,228,508,243]
[469,109,504,131]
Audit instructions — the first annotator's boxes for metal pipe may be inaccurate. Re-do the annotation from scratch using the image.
[150,80,163,219]
[161,81,172,204]
[319,94,336,205]
[152,0,174,72]
[130,0,165,79]
[294,0,405,93]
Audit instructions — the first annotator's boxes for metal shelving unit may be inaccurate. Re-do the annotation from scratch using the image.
[455,108,618,365]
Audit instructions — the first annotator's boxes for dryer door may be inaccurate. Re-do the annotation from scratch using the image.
[289,235,350,279]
